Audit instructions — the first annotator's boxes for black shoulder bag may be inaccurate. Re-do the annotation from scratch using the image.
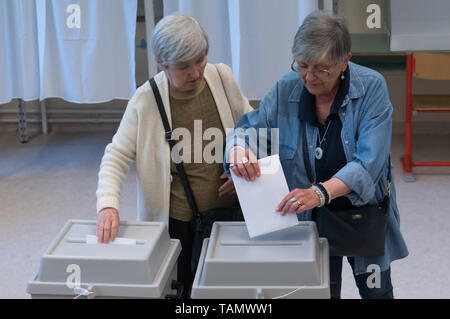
[302,127,390,257]
[149,78,243,263]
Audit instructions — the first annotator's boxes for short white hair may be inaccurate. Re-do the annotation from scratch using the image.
[292,11,351,64]
[151,14,209,66]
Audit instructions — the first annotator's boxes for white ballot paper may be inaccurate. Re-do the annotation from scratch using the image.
[86,235,137,245]
[231,154,299,238]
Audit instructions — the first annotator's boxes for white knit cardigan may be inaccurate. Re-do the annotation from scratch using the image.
[96,63,253,225]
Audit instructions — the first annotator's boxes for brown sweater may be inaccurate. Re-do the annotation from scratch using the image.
[169,79,238,222]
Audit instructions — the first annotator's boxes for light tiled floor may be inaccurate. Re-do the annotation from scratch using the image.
[1,132,449,299]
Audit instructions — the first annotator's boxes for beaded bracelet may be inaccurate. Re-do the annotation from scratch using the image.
[316,183,331,205]
[311,185,326,207]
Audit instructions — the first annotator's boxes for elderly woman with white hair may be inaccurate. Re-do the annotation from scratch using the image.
[225,12,408,299]
[95,14,252,297]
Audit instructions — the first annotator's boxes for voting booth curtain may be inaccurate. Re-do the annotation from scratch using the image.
[0,0,40,104]
[0,0,137,104]
[163,0,318,100]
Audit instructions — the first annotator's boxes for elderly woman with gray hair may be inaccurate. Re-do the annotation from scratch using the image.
[225,12,408,299]
[95,14,252,297]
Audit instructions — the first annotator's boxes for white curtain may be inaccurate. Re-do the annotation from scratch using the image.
[0,0,138,104]
[0,0,40,104]
[163,0,318,99]
[36,0,137,103]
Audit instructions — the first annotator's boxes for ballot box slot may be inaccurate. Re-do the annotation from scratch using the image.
[65,237,147,245]
[219,240,303,246]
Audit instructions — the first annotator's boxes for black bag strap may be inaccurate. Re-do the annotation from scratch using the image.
[149,77,202,223]
[301,124,391,197]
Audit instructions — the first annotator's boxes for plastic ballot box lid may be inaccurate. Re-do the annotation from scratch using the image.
[191,222,330,299]
[27,220,181,298]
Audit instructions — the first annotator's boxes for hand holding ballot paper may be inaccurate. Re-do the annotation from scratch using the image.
[230,152,299,238]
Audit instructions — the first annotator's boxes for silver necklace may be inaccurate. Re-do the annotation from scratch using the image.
[315,120,332,160]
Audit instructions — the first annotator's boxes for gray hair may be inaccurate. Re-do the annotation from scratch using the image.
[292,11,351,65]
[151,14,209,66]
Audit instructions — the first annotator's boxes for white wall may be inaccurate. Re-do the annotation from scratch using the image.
[390,0,450,51]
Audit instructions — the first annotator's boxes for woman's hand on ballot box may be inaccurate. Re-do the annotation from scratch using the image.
[96,207,120,243]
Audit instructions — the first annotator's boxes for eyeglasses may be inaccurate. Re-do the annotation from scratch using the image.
[291,60,332,78]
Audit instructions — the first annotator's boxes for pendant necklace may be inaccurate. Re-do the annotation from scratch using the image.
[315,120,332,160]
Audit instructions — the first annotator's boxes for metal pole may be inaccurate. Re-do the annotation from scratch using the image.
[40,99,48,134]
[17,99,29,143]
[144,0,158,77]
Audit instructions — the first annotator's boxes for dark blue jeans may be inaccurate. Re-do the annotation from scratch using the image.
[329,256,394,299]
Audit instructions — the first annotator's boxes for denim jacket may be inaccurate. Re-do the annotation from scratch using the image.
[225,62,408,275]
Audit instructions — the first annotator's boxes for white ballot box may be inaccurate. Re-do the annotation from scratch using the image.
[191,222,330,299]
[27,220,181,299]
